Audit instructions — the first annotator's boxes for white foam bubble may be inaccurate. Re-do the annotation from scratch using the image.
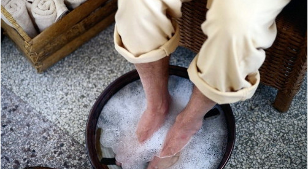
[97,76,228,169]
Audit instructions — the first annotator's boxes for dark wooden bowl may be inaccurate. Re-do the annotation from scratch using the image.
[86,65,236,169]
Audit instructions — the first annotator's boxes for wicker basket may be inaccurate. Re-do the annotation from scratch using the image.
[178,0,307,112]
[1,0,117,73]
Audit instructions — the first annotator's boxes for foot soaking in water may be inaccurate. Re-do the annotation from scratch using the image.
[109,0,291,167]
[96,0,291,168]
[97,76,229,169]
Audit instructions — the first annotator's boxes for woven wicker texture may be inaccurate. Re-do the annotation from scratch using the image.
[178,0,307,112]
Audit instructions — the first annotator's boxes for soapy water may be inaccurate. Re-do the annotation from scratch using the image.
[97,76,228,169]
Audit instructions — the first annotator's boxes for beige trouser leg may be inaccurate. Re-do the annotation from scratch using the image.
[114,0,291,104]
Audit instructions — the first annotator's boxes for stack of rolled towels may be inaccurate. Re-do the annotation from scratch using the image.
[1,0,87,38]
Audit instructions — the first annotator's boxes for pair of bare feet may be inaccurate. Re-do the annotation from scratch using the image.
[128,57,216,169]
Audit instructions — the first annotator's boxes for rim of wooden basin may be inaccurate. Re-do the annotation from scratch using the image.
[86,65,236,169]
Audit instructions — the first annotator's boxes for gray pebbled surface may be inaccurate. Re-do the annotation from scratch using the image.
[1,86,92,169]
[1,23,307,168]
[226,80,307,169]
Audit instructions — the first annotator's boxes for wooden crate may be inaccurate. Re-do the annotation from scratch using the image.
[1,0,117,73]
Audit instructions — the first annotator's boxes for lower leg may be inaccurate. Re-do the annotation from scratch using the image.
[135,56,171,143]
[147,86,216,169]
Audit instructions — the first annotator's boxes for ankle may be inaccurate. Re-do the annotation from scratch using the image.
[175,112,203,132]
[147,93,171,115]
[179,86,216,120]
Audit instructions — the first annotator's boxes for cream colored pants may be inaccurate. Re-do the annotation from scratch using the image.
[114,0,290,104]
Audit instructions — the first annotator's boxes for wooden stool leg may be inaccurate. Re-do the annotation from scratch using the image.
[273,90,295,112]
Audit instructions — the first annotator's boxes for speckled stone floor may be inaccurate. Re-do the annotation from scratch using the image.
[1,23,307,169]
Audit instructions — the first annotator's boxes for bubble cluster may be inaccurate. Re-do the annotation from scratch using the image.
[97,76,228,169]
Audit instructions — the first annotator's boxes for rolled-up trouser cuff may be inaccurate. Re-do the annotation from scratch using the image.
[188,57,260,104]
[114,20,180,64]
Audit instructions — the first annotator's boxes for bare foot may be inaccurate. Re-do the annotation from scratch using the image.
[134,56,170,143]
[147,153,180,169]
[136,94,171,143]
[160,111,203,157]
[147,112,203,169]
[147,86,216,169]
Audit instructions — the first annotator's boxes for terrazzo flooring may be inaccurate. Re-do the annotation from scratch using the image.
[1,23,307,169]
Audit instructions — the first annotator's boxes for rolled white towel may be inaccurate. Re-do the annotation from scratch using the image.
[64,0,86,9]
[25,0,33,11]
[24,0,36,27]
[32,0,68,32]
[1,0,38,38]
